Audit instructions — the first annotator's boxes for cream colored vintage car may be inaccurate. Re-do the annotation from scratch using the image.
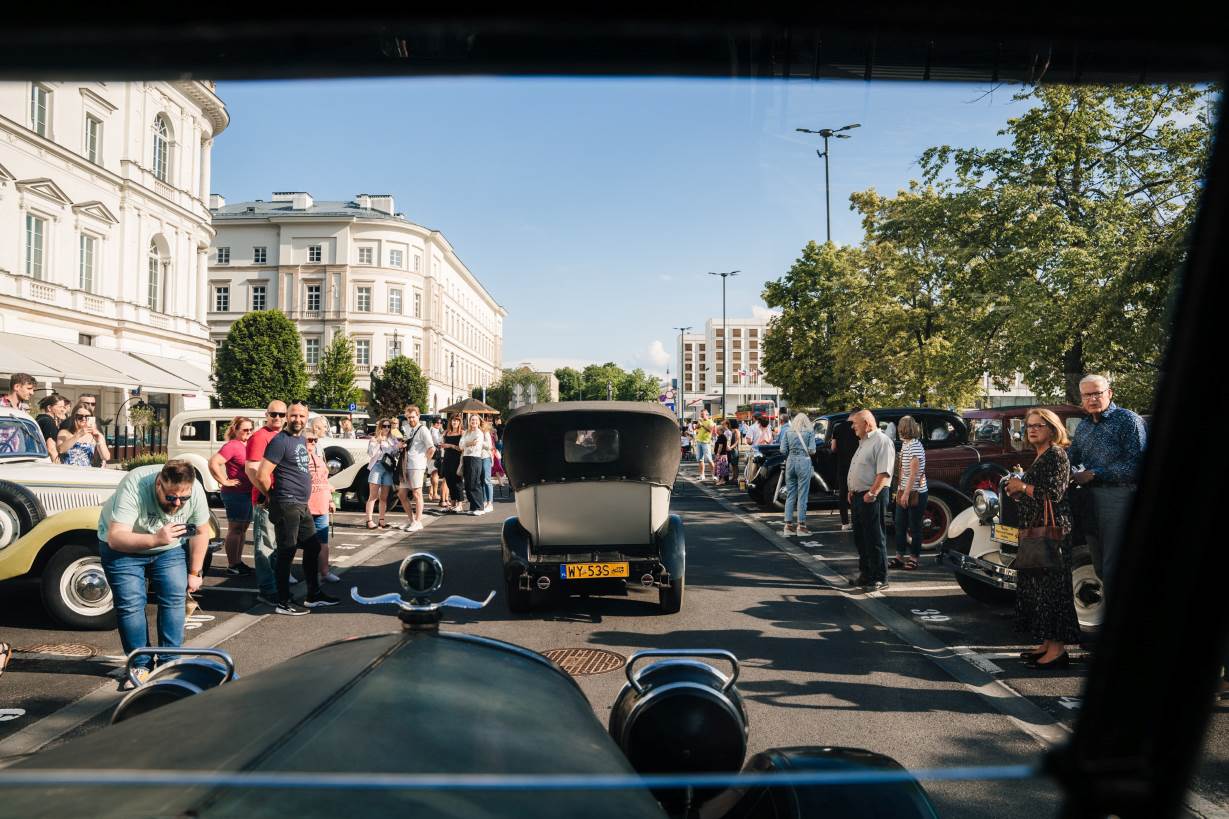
[0,408,219,629]
[167,408,369,501]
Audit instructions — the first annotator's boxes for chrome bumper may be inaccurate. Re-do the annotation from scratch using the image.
[941,549,1018,590]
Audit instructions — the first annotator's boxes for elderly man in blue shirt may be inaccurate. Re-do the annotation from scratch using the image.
[1068,374,1147,598]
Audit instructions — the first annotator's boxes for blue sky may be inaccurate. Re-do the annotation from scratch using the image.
[212,77,1023,377]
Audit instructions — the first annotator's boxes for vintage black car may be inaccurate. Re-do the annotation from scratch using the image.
[941,473,1104,629]
[0,553,940,819]
[500,402,686,613]
[745,408,979,548]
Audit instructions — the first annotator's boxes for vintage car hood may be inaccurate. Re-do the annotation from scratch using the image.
[0,461,124,515]
[6,631,667,819]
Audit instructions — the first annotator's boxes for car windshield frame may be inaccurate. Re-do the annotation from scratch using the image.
[0,415,51,460]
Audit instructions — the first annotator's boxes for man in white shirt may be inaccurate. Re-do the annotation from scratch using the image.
[846,409,896,591]
[396,405,436,532]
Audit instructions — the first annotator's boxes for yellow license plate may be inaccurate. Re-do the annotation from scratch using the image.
[992,525,1019,545]
[561,562,629,580]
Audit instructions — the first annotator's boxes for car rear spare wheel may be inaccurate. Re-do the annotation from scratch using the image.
[658,574,684,614]
[0,479,45,549]
[41,542,115,630]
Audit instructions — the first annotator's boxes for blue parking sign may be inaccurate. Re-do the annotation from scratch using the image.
[348,402,357,412]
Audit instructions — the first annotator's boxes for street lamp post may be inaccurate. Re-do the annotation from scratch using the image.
[707,271,739,419]
[672,325,692,421]
[390,329,400,359]
[795,123,861,243]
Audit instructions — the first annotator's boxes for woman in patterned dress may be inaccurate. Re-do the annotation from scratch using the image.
[1005,407,1082,670]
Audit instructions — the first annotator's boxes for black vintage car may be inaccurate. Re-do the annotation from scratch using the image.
[745,409,977,548]
[499,402,686,613]
[0,553,940,819]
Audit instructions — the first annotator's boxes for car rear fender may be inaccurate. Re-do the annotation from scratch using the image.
[501,515,532,575]
[176,452,215,492]
[947,505,979,541]
[655,514,685,579]
[0,506,101,581]
[329,461,366,493]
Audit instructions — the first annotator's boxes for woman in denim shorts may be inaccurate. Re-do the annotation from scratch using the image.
[209,415,256,575]
[365,418,400,528]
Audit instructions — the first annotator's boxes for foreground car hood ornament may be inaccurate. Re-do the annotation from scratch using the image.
[351,552,494,629]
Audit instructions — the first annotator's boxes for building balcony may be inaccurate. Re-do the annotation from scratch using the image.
[0,270,207,338]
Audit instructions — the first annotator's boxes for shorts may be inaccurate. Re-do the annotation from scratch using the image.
[696,442,713,463]
[313,514,330,544]
[220,491,252,524]
[368,462,394,486]
[405,468,426,490]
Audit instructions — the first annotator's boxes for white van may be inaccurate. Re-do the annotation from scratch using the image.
[168,409,368,500]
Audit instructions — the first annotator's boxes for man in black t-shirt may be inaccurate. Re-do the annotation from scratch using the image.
[255,400,337,614]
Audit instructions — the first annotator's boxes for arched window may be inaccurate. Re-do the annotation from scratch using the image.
[147,239,163,311]
[152,115,171,182]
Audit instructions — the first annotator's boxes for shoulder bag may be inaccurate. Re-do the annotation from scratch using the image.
[1014,497,1064,570]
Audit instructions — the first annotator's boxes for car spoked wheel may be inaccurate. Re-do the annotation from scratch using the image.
[772,471,786,511]
[920,495,955,550]
[42,543,115,629]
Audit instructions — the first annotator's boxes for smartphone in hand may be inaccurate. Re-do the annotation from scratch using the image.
[183,523,198,537]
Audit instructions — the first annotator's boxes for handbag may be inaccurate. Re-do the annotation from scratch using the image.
[1014,498,1064,570]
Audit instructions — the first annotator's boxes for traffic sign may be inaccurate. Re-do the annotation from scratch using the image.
[348,402,357,412]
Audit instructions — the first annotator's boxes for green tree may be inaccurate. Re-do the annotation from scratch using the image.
[213,310,308,408]
[580,363,628,400]
[369,356,429,421]
[913,83,1212,408]
[307,333,362,410]
[618,368,662,402]
[476,367,552,415]
[555,367,584,401]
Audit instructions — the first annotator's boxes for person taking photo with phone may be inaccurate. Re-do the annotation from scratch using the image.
[56,400,110,468]
[97,460,210,689]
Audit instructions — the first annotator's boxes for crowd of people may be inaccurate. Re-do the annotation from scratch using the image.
[688,373,1145,671]
[2,373,109,467]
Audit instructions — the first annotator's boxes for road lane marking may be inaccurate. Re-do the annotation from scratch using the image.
[886,584,963,593]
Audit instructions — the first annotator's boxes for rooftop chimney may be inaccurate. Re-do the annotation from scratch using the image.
[272,191,313,210]
[369,194,394,215]
[356,194,371,209]
[208,194,225,209]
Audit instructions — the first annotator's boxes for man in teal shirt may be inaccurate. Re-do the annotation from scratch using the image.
[98,460,210,685]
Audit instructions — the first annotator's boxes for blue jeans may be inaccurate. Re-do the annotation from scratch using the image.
[783,457,812,524]
[251,502,277,597]
[894,490,928,558]
[98,539,187,670]
[482,457,493,505]
[852,491,889,583]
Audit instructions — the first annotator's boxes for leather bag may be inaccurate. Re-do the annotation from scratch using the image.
[1014,498,1064,570]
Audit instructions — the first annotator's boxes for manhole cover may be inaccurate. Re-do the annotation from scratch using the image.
[21,643,97,658]
[541,648,626,676]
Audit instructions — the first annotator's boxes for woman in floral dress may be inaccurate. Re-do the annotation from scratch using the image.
[1005,407,1082,670]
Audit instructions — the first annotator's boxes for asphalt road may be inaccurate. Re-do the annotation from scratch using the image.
[0,471,1225,818]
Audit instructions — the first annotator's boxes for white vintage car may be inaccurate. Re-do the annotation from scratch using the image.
[168,408,369,502]
[0,408,219,629]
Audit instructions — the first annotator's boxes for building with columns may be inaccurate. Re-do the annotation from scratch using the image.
[0,80,227,423]
[207,192,505,412]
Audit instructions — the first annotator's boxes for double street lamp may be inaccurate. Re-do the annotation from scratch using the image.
[672,325,692,421]
[707,270,739,418]
[795,123,861,243]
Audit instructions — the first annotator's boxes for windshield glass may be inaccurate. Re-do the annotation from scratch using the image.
[0,416,49,458]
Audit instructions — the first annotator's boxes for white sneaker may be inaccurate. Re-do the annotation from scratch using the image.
[468,510,482,516]
[288,573,301,585]
[320,571,342,583]
[408,520,424,532]
[484,503,494,512]
[840,524,852,532]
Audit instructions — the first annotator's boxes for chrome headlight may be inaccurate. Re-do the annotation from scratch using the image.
[752,454,764,465]
[972,489,999,524]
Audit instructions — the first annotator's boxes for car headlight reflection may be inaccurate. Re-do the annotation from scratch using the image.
[972,489,999,524]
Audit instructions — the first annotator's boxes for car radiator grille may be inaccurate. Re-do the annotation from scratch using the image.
[36,489,107,515]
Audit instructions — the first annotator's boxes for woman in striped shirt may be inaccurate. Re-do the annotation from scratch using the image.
[890,415,929,570]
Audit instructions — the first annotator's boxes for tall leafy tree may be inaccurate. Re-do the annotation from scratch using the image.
[369,356,429,420]
[307,333,362,410]
[618,368,663,402]
[213,311,308,408]
[914,83,1212,407]
[555,367,584,401]
[476,367,552,415]
[580,363,628,400]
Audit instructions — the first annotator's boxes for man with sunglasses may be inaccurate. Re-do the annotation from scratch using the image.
[1069,374,1148,598]
[246,400,295,604]
[255,400,338,614]
[97,460,210,688]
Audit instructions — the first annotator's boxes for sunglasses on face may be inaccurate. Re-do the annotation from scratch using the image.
[239,428,253,434]
[267,412,286,418]
[163,494,192,504]
[381,423,392,428]
[76,414,92,420]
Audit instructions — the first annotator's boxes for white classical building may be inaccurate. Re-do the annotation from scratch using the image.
[207,192,505,412]
[678,317,780,417]
[0,80,227,421]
